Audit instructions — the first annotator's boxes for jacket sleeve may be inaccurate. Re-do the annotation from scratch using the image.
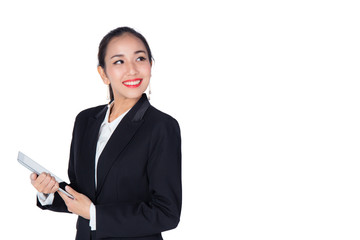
[96,117,182,238]
[36,117,79,213]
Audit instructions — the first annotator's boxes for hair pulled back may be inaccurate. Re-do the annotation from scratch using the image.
[97,27,153,102]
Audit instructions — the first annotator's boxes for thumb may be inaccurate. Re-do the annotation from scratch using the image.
[30,173,37,181]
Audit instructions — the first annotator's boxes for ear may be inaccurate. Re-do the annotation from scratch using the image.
[97,66,110,85]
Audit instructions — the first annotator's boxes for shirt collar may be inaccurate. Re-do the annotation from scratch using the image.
[101,101,131,132]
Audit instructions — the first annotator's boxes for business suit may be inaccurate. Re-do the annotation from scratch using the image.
[37,93,182,240]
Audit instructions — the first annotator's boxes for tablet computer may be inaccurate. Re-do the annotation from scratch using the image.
[18,151,74,199]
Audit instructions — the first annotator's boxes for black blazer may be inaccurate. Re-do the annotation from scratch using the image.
[37,93,182,240]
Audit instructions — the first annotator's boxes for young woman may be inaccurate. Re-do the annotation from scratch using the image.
[30,27,182,240]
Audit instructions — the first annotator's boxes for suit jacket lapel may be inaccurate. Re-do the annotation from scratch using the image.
[80,105,107,202]
[96,93,150,195]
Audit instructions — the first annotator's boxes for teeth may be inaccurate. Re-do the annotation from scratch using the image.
[123,80,141,86]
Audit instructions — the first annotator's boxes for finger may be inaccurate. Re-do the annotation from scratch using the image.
[37,172,48,183]
[42,177,54,193]
[65,186,78,197]
[54,182,60,192]
[50,181,59,193]
[32,173,46,187]
[43,177,57,194]
[38,174,52,192]
[58,190,70,204]
[58,190,74,214]
[32,173,46,189]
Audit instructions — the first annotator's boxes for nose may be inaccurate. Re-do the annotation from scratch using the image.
[127,62,138,75]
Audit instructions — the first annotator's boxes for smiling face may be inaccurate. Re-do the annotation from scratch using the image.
[98,33,151,101]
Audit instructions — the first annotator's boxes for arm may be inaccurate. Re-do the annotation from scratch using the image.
[36,118,79,213]
[96,117,182,238]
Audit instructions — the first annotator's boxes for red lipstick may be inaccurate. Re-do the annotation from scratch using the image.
[122,78,143,88]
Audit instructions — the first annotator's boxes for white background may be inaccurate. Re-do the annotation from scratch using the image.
[1,0,360,239]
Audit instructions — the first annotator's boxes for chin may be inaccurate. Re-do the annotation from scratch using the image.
[119,91,145,100]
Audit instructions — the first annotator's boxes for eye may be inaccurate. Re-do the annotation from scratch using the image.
[136,56,147,62]
[113,59,124,65]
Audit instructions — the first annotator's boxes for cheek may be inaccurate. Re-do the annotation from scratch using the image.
[106,66,125,80]
[140,65,152,78]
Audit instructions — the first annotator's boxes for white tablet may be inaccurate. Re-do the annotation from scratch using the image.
[18,151,74,199]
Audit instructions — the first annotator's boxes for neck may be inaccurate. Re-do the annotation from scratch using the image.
[109,95,141,122]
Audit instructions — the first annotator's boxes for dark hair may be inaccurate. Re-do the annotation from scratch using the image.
[98,27,153,102]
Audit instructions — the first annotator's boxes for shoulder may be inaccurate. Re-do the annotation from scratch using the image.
[147,105,179,125]
[77,104,107,117]
[145,106,181,154]
[74,104,107,123]
[146,105,181,135]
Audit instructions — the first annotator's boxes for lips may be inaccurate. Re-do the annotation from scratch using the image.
[122,78,143,88]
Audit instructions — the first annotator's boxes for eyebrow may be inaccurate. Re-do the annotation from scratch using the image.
[110,50,147,59]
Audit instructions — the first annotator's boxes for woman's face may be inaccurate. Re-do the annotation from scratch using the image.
[98,33,151,101]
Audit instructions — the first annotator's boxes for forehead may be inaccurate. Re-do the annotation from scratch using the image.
[106,33,147,57]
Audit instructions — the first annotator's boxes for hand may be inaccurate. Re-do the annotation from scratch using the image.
[30,172,59,194]
[58,186,92,220]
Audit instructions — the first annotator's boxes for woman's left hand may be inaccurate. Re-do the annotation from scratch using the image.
[58,186,92,220]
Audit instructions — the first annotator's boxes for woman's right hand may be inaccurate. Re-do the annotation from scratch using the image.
[30,172,59,194]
